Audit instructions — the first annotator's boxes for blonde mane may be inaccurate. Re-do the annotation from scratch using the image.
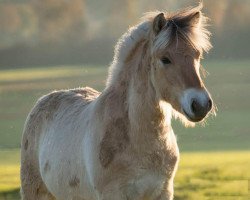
[106,21,150,86]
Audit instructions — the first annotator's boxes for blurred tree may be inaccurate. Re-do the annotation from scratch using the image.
[0,3,37,49]
[225,0,250,31]
[0,0,250,66]
[31,0,86,45]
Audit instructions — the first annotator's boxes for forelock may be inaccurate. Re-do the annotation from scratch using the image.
[150,4,212,56]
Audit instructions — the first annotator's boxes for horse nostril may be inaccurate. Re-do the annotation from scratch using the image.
[207,99,212,111]
[191,98,212,118]
[183,90,212,121]
[191,99,199,114]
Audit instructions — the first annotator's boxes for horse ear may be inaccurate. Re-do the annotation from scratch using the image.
[188,11,201,26]
[153,13,166,35]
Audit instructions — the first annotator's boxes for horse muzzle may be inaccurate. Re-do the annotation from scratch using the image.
[181,88,213,122]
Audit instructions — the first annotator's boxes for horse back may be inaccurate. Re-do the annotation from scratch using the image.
[27,86,99,126]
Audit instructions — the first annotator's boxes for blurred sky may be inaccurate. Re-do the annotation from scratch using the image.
[0,0,250,68]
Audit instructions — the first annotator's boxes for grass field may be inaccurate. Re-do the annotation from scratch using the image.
[0,60,250,199]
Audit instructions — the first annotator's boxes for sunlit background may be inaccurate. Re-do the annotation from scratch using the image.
[0,0,249,199]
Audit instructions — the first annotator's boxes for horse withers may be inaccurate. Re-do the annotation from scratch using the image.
[21,4,214,200]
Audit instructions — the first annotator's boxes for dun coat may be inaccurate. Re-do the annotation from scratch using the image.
[20,4,214,200]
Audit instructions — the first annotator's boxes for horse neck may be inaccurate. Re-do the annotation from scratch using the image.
[128,44,172,145]
[105,39,172,147]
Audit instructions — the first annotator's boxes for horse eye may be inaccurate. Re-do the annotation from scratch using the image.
[161,57,171,65]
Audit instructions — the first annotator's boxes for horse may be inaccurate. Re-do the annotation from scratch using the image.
[20,4,214,200]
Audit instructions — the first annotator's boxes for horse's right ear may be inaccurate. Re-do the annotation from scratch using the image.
[153,13,166,35]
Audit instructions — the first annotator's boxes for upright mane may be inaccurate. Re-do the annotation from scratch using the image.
[106,4,211,87]
[106,21,151,87]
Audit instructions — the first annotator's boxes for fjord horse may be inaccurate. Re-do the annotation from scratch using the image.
[21,5,214,200]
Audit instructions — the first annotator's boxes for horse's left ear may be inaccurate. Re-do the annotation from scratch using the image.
[153,13,167,35]
[188,11,202,27]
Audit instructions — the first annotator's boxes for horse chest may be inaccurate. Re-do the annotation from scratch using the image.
[138,132,179,174]
[125,172,166,199]
[124,146,179,199]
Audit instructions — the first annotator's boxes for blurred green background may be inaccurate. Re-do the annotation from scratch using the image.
[0,0,249,199]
